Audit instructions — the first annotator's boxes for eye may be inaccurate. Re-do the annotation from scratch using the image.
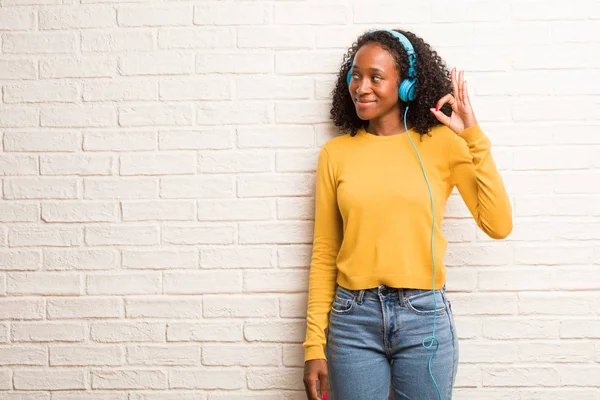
[372,75,382,82]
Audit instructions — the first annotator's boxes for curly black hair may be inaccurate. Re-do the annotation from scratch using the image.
[330,29,453,137]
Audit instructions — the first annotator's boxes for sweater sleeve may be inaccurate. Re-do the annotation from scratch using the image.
[450,124,513,239]
[303,146,343,362]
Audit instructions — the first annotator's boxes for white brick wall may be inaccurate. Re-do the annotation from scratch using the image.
[0,0,598,398]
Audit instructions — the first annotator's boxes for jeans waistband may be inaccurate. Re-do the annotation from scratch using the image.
[339,284,446,305]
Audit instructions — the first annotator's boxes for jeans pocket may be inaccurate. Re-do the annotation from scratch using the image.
[330,286,357,314]
[405,289,446,315]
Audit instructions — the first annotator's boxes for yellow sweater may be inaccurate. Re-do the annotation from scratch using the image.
[303,123,512,361]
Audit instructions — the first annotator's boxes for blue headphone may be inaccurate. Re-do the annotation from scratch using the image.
[346,30,417,103]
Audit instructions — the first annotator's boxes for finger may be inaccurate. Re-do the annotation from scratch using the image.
[450,67,458,98]
[320,370,329,400]
[463,80,472,108]
[459,70,466,107]
[435,93,458,113]
[430,107,451,126]
[304,378,319,400]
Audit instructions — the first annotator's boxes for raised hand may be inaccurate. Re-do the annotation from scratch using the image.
[430,67,478,134]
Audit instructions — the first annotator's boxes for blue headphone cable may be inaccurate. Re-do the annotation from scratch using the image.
[402,106,442,400]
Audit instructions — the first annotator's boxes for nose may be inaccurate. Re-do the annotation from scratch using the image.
[354,76,371,95]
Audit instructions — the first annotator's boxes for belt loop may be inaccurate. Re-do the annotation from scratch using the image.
[357,289,365,305]
[397,288,405,306]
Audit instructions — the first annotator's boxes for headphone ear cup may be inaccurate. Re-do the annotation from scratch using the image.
[399,78,417,102]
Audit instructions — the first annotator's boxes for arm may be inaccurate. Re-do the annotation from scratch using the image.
[303,146,343,361]
[450,124,512,239]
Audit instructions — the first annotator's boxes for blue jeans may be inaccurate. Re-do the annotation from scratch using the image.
[325,284,459,400]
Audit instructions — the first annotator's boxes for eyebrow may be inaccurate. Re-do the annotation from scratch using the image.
[351,66,385,73]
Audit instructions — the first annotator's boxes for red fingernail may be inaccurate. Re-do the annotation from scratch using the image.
[435,105,439,111]
[323,393,328,400]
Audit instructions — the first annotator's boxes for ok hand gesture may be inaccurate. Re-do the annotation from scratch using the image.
[430,67,478,134]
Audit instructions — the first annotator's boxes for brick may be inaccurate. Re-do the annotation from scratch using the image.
[41,105,116,128]
[237,126,314,148]
[0,8,35,30]
[167,321,241,342]
[91,369,167,389]
[483,319,559,339]
[160,176,233,199]
[3,32,77,54]
[159,128,233,150]
[0,59,37,80]
[162,225,235,245]
[163,270,242,294]
[274,3,349,24]
[83,79,157,101]
[122,200,196,221]
[82,30,153,52]
[200,246,274,269]
[12,322,86,342]
[277,245,311,268]
[0,106,39,127]
[4,81,79,103]
[194,3,268,25]
[518,341,595,363]
[127,345,200,366]
[276,198,314,220]
[39,5,115,29]
[91,322,165,343]
[560,320,600,338]
[0,345,46,366]
[44,248,118,271]
[0,154,38,175]
[239,222,313,245]
[244,270,309,293]
[4,178,79,199]
[48,297,123,319]
[276,150,318,173]
[0,298,44,320]
[202,344,279,366]
[200,151,271,173]
[279,293,307,318]
[14,370,86,390]
[84,177,158,199]
[431,1,509,22]
[126,297,202,319]
[159,76,231,101]
[7,272,80,295]
[86,226,159,246]
[9,226,81,247]
[40,55,116,78]
[203,295,277,318]
[196,52,273,74]
[512,0,588,20]
[0,250,41,270]
[197,199,272,222]
[118,5,192,27]
[515,244,593,265]
[84,130,156,151]
[158,27,234,49]
[238,175,313,197]
[197,101,272,125]
[246,368,303,390]
[120,152,196,175]
[119,104,193,127]
[41,154,112,176]
[276,101,330,123]
[53,393,125,400]
[237,76,312,100]
[87,272,161,295]
[51,345,122,366]
[170,369,244,390]
[238,27,314,48]
[123,249,198,270]
[42,201,117,223]
[276,51,342,74]
[119,53,194,76]
[482,366,560,387]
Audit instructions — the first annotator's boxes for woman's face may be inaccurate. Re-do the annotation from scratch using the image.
[348,43,400,121]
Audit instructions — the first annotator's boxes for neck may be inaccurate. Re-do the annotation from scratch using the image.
[366,106,410,136]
